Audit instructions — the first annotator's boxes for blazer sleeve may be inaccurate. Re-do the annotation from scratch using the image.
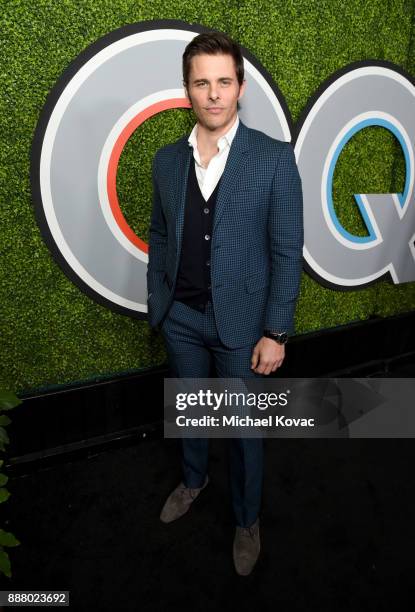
[264,141,304,334]
[147,150,168,296]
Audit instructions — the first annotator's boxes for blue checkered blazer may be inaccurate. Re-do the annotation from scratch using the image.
[147,118,303,349]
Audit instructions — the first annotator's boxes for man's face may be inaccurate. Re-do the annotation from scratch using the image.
[184,53,246,131]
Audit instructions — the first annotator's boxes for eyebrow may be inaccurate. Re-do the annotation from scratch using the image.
[192,77,234,84]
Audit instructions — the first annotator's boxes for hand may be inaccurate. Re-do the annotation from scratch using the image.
[251,337,285,375]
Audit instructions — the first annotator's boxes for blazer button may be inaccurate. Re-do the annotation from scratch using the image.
[204,234,210,241]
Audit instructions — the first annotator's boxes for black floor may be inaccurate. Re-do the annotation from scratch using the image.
[4,427,414,611]
[4,355,415,610]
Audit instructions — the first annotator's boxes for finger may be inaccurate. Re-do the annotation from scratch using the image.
[272,359,283,372]
[257,360,271,375]
[251,348,260,368]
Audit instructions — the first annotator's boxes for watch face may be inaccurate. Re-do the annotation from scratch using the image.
[265,331,288,343]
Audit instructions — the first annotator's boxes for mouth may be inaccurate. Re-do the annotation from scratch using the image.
[206,107,223,114]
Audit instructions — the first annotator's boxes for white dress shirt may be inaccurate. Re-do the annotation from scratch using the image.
[187,114,239,201]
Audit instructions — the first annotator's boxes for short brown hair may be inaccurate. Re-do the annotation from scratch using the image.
[182,31,244,87]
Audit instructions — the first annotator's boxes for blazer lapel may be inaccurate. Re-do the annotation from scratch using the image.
[213,120,250,234]
[174,142,192,248]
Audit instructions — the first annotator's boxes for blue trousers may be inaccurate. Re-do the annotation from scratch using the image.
[160,299,264,528]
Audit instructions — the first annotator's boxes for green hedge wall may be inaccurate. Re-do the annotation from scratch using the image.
[1,0,414,394]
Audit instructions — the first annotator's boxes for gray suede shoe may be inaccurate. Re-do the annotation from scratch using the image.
[233,517,260,576]
[160,475,209,523]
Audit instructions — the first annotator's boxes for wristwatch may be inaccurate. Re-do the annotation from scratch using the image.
[263,329,288,344]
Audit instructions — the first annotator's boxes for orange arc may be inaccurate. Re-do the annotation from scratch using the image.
[107,98,191,254]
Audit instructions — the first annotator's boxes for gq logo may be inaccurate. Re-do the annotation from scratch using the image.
[298,63,415,289]
[31,20,415,320]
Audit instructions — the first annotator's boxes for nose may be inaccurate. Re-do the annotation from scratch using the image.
[208,85,219,101]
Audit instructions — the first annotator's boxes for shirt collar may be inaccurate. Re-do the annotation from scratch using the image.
[188,114,239,154]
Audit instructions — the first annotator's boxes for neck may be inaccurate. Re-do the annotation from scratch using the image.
[196,113,238,152]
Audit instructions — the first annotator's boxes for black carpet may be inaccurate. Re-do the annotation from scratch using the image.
[5,431,414,611]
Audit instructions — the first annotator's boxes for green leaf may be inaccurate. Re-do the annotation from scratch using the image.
[0,429,9,445]
[0,549,11,577]
[0,488,10,503]
[0,390,22,411]
[0,474,8,486]
[0,530,20,547]
[0,416,12,427]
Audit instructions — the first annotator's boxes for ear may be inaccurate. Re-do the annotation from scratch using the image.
[184,89,192,107]
[238,78,247,101]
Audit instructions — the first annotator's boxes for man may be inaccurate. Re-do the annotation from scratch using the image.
[147,31,303,576]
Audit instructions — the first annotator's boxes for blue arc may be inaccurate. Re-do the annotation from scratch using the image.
[327,118,410,243]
